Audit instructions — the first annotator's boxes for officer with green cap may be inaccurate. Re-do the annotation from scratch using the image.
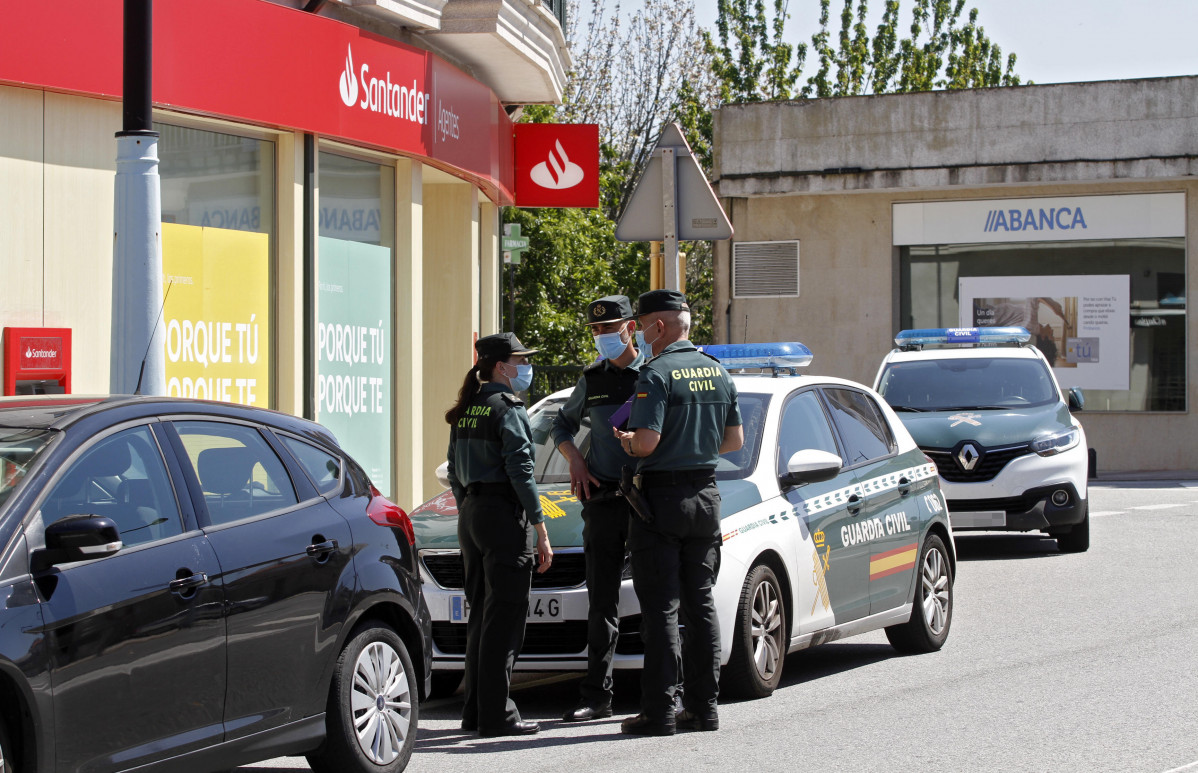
[613,290,743,736]
[445,331,553,737]
[552,295,645,722]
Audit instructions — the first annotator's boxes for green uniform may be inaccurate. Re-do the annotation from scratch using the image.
[626,340,741,723]
[445,382,541,732]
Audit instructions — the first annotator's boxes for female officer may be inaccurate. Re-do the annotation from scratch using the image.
[444,332,553,737]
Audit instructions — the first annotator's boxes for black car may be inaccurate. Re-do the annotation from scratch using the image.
[0,396,430,773]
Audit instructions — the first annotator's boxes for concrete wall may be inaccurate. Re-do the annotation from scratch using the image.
[712,77,1198,473]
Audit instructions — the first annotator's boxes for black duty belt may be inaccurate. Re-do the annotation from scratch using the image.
[466,481,517,497]
[638,468,716,487]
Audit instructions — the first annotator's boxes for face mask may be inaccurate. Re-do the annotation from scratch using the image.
[507,363,533,392]
[640,322,662,355]
[594,331,628,360]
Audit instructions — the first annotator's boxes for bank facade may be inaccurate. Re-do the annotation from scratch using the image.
[0,0,571,507]
[712,76,1196,472]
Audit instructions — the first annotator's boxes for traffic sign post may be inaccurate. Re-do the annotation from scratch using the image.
[615,123,732,292]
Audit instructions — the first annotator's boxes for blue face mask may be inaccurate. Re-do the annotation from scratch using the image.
[508,363,533,392]
[593,331,628,360]
[635,330,647,352]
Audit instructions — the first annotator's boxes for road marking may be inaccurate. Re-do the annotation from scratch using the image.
[1161,760,1198,773]
[1089,511,1124,518]
[1130,503,1187,511]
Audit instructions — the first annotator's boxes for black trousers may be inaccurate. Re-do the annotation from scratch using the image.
[578,489,631,703]
[457,491,535,730]
[628,478,722,721]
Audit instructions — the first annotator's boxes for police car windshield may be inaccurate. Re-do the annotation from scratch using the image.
[527,393,768,484]
[878,358,1058,411]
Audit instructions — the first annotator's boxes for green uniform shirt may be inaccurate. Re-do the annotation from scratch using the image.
[446,382,544,523]
[550,351,645,482]
[628,340,741,472]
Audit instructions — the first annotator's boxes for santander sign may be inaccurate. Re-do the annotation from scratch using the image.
[338,44,429,126]
[513,123,600,208]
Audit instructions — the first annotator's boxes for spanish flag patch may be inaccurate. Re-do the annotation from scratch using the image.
[637,392,648,399]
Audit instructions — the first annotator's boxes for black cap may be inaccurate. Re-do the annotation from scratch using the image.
[634,289,689,317]
[475,332,538,359]
[586,295,634,325]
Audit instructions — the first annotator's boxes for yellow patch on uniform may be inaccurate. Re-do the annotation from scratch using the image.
[637,392,648,399]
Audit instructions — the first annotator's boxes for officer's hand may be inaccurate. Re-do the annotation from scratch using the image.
[535,532,553,574]
[569,455,600,500]
[613,427,635,457]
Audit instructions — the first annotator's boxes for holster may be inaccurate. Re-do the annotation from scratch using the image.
[619,466,654,524]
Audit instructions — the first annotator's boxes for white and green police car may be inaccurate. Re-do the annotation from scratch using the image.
[411,343,956,700]
[874,327,1089,553]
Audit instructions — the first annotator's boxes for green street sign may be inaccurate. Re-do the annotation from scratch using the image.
[502,223,530,265]
[502,236,530,251]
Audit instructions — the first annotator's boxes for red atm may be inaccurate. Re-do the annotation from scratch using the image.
[3,327,72,395]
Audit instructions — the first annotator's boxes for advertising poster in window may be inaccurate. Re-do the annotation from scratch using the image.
[317,237,392,494]
[958,275,1129,390]
[162,223,271,406]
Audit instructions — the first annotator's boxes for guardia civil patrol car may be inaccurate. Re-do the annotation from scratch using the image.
[874,328,1089,553]
[411,343,956,700]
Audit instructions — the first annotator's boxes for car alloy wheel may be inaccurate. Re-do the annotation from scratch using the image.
[722,563,787,699]
[750,577,784,680]
[352,641,414,764]
[921,543,950,637]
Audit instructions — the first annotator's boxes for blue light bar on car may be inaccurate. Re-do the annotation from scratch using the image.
[696,342,813,369]
[894,327,1031,347]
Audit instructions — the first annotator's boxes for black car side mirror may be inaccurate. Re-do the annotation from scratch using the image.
[37,514,123,568]
[779,449,843,489]
[1067,387,1085,412]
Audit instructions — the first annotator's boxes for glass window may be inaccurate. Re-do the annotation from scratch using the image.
[281,436,342,496]
[40,427,182,546]
[716,394,769,480]
[776,390,841,476]
[878,357,1058,411]
[0,429,55,510]
[529,398,579,484]
[901,238,1186,411]
[174,421,298,524]
[159,123,275,237]
[823,388,895,466]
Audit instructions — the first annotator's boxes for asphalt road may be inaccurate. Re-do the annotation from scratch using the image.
[246,481,1198,773]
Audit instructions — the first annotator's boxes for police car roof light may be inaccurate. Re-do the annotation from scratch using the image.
[894,327,1032,349]
[697,342,813,372]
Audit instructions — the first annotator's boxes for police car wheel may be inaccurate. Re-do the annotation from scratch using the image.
[308,623,418,773]
[885,534,953,654]
[1056,505,1090,553]
[428,671,463,699]
[721,563,787,699]
[0,715,13,773]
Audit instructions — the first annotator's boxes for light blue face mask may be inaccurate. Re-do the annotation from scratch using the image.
[593,331,628,360]
[508,363,533,392]
[635,330,647,352]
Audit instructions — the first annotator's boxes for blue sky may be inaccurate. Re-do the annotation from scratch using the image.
[683,0,1198,85]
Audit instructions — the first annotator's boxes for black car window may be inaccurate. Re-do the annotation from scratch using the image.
[0,428,55,510]
[39,426,183,546]
[174,421,299,525]
[822,388,896,466]
[281,436,342,496]
[776,390,841,476]
[878,357,1058,410]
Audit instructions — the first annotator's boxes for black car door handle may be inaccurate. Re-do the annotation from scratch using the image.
[847,494,862,515]
[306,539,338,559]
[898,476,912,495]
[169,572,208,594]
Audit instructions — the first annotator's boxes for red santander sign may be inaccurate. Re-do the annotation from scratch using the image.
[514,124,600,208]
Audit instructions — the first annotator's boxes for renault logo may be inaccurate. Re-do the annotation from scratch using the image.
[956,443,982,471]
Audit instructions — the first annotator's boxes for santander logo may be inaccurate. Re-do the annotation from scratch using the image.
[530,140,585,190]
[339,46,358,107]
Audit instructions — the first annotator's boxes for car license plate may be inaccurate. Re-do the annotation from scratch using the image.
[450,593,564,623]
[952,510,1006,528]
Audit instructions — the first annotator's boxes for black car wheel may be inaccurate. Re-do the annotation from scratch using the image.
[308,623,418,773]
[0,717,13,773]
[721,563,786,699]
[885,534,953,653]
[1056,504,1090,553]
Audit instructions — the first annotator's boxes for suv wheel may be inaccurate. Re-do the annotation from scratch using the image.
[886,534,953,653]
[721,563,786,699]
[308,623,418,773]
[1056,504,1090,553]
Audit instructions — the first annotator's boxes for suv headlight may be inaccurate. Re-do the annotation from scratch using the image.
[1031,427,1080,457]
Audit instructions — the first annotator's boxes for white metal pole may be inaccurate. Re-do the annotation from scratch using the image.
[661,147,680,292]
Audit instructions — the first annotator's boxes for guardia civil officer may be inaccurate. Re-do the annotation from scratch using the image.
[445,332,554,737]
[613,290,743,736]
[552,295,644,722]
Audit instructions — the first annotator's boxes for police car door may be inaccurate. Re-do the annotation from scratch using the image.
[776,388,869,632]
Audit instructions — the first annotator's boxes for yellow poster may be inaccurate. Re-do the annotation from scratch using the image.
[162,223,270,407]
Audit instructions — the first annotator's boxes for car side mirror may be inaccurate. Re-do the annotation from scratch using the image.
[38,514,123,568]
[1067,387,1084,412]
[435,460,451,490]
[779,449,843,488]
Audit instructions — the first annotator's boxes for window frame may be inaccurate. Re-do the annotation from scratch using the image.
[818,386,899,472]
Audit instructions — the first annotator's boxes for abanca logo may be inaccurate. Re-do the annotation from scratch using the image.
[338,44,430,125]
[530,140,585,190]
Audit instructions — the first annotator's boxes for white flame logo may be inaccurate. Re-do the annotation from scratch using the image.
[24,347,32,359]
[339,45,358,108]
[530,139,585,190]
